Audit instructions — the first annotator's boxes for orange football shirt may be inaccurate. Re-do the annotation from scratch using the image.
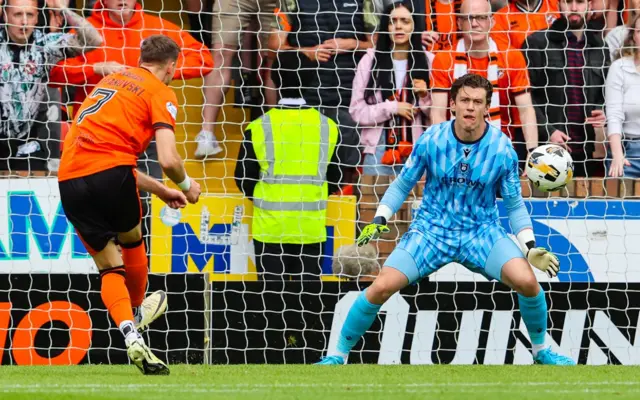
[425,0,460,52]
[430,45,530,132]
[492,0,560,50]
[58,67,178,181]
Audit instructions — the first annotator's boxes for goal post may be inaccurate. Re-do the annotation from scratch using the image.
[2,0,640,366]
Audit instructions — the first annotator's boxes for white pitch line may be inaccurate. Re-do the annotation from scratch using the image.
[2,387,640,395]
[1,381,640,391]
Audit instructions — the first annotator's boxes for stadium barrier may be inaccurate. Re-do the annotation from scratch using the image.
[148,194,357,280]
[0,273,208,366]
[4,173,640,365]
[210,281,640,365]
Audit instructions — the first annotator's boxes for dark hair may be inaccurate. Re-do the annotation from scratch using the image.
[271,51,312,98]
[364,0,430,104]
[140,35,180,65]
[450,73,493,105]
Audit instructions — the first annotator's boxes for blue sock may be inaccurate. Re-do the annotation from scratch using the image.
[518,286,548,354]
[335,289,382,358]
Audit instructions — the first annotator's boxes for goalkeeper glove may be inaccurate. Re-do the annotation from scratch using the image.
[527,247,560,278]
[357,216,390,247]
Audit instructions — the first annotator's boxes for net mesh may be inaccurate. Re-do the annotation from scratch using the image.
[0,0,637,365]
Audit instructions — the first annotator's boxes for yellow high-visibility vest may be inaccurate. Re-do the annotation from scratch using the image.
[248,107,338,244]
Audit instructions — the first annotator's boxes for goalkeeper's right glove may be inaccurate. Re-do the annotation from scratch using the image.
[357,216,390,247]
[527,247,560,278]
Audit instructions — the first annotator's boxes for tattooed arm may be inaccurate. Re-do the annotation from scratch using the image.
[46,0,103,56]
[62,7,103,54]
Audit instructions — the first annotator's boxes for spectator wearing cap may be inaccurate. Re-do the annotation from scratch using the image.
[234,52,341,281]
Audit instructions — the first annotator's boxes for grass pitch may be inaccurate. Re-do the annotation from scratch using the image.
[1,365,639,400]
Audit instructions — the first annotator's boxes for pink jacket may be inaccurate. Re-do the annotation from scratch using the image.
[350,48,431,155]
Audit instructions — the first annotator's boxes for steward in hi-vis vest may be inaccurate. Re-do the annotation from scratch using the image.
[234,52,340,281]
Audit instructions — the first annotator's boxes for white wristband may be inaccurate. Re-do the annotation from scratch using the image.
[177,175,191,191]
[516,228,536,255]
[374,204,394,221]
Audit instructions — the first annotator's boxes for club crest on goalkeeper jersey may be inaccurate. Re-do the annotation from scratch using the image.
[400,120,522,233]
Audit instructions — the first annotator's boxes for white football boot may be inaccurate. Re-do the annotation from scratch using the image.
[135,290,168,332]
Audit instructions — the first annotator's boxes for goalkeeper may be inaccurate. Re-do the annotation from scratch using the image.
[317,74,575,366]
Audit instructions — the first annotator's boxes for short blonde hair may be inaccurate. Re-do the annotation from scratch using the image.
[332,244,380,279]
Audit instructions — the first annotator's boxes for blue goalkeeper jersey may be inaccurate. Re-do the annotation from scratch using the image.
[387,120,522,233]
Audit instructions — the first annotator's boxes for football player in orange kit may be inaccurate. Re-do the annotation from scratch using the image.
[58,35,202,375]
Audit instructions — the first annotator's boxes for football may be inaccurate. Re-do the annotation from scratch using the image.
[525,144,574,192]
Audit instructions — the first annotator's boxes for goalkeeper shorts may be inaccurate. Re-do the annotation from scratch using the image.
[59,165,141,255]
[385,223,524,284]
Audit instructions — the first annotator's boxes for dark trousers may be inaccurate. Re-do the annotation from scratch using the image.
[512,127,528,174]
[253,240,323,281]
[568,145,604,178]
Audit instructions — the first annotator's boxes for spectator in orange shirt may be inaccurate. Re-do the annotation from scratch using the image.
[430,0,539,165]
[49,0,213,176]
[421,0,461,56]
[492,0,560,50]
[49,0,213,248]
[49,0,213,112]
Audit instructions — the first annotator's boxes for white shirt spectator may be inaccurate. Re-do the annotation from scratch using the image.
[606,56,640,139]
[606,25,628,60]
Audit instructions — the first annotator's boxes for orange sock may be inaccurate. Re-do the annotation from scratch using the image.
[100,267,134,327]
[122,241,149,308]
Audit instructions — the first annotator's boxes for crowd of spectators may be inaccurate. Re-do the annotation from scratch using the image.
[3,0,640,279]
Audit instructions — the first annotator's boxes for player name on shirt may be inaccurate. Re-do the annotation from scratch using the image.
[101,72,146,96]
[58,66,178,182]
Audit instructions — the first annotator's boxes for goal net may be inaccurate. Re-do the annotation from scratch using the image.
[1,0,638,366]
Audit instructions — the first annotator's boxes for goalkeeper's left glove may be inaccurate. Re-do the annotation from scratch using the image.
[356,216,390,247]
[527,247,560,278]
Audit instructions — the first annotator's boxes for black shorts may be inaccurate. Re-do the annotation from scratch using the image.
[58,166,141,254]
